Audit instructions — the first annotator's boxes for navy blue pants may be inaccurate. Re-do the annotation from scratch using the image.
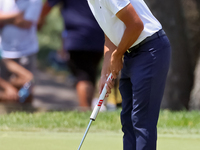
[119,32,171,150]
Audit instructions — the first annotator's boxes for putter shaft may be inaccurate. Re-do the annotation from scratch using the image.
[77,73,113,150]
[78,120,93,150]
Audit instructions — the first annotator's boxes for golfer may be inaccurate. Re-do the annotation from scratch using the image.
[87,0,171,150]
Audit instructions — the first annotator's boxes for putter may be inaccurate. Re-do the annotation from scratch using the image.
[77,73,113,150]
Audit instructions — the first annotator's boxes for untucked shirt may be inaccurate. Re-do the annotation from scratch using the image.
[0,0,42,58]
[48,0,104,52]
[87,0,162,48]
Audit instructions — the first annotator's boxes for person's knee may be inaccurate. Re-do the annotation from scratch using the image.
[121,110,133,131]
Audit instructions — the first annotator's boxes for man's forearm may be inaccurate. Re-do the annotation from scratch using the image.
[101,35,117,76]
[40,2,52,20]
[115,4,144,57]
[37,1,52,30]
[101,46,112,76]
[0,11,32,29]
[0,12,18,24]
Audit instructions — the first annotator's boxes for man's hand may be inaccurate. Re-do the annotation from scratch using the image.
[99,74,115,98]
[13,12,32,29]
[110,50,123,79]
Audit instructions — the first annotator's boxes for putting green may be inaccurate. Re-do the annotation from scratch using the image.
[0,131,200,150]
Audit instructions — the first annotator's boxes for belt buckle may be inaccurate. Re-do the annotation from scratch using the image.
[127,49,131,53]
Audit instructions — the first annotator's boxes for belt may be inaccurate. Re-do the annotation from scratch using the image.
[127,29,166,53]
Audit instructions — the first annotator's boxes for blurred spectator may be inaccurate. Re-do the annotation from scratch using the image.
[0,77,19,102]
[47,30,69,71]
[38,0,105,111]
[0,0,42,103]
[0,58,33,102]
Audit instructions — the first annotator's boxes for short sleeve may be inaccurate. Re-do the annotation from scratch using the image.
[24,0,42,22]
[47,0,62,7]
[0,0,3,10]
[106,0,130,15]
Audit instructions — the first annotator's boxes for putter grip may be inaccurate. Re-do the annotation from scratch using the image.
[90,73,113,121]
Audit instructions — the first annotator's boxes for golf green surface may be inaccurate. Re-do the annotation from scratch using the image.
[1,131,200,150]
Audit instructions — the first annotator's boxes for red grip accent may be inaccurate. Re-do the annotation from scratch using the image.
[97,100,104,106]
[111,76,113,80]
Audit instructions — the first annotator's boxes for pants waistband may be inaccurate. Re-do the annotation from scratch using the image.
[127,29,166,53]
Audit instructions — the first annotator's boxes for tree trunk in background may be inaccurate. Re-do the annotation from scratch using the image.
[181,0,200,68]
[185,0,200,110]
[195,0,200,10]
[145,0,193,110]
[191,58,200,110]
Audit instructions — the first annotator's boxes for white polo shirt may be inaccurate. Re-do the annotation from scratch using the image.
[0,0,42,58]
[87,0,162,48]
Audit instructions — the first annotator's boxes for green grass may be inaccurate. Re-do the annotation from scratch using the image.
[158,110,200,134]
[1,110,200,150]
[0,109,200,134]
[0,132,123,150]
[0,110,121,132]
[0,132,200,150]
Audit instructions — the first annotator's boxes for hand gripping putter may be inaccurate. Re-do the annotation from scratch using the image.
[77,73,113,150]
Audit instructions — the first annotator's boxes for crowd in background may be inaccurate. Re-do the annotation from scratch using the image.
[0,0,120,111]
[0,0,42,105]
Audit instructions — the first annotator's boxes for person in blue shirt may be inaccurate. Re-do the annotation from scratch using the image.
[39,0,105,111]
